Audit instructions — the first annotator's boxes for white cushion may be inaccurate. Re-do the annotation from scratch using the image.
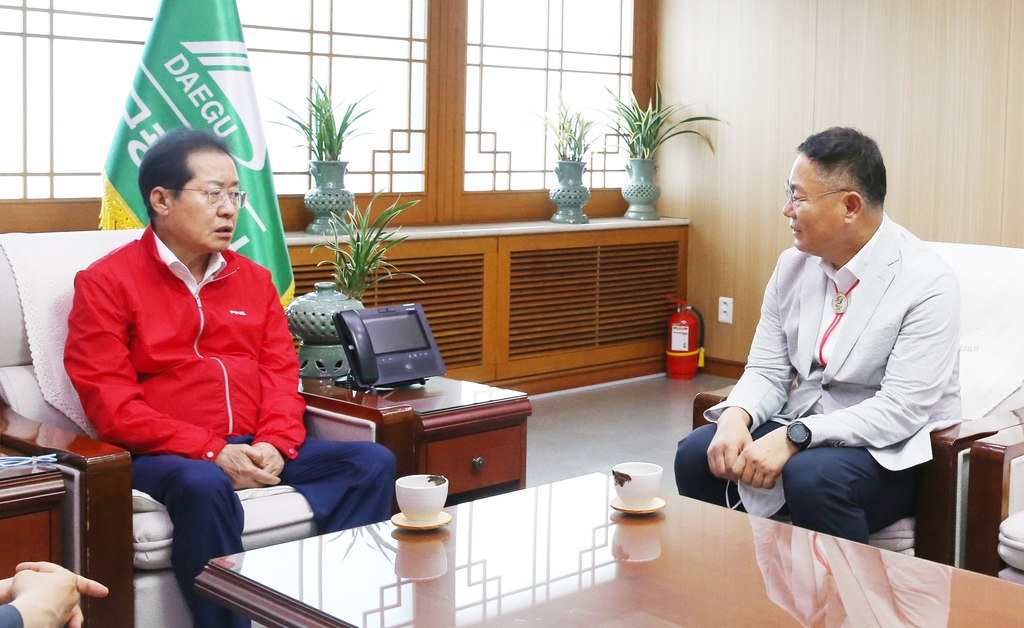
[0,365,85,434]
[132,487,316,570]
[998,511,1024,570]
[771,513,915,555]
[867,517,916,554]
[0,245,30,368]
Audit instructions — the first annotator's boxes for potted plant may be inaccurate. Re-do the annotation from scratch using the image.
[544,98,598,224]
[285,195,421,378]
[316,195,421,302]
[608,83,721,220]
[274,80,370,234]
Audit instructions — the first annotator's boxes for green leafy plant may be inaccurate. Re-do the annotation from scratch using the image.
[273,80,371,161]
[314,194,422,301]
[607,83,721,159]
[543,98,598,162]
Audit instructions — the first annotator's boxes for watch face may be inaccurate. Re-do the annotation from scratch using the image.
[788,422,811,447]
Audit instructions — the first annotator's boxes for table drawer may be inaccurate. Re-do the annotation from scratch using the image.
[425,426,523,494]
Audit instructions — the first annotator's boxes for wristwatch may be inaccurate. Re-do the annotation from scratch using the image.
[786,421,812,451]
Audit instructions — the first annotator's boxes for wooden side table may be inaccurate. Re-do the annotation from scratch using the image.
[0,454,65,578]
[300,377,531,502]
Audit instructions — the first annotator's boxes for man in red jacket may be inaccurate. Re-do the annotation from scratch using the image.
[65,128,395,628]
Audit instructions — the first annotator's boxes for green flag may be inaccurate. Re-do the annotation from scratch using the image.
[101,0,294,304]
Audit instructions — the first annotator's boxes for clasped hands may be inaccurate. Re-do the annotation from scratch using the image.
[214,441,285,489]
[707,407,799,489]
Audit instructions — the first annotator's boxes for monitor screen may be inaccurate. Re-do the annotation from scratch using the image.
[363,311,430,354]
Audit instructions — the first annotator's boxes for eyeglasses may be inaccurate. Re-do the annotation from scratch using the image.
[784,186,849,207]
[176,188,248,208]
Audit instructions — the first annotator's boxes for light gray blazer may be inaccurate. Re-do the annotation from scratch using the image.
[707,219,962,471]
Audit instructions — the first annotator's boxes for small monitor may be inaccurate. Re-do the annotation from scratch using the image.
[333,303,447,389]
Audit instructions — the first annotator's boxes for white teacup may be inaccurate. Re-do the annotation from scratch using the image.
[611,462,663,508]
[395,474,449,524]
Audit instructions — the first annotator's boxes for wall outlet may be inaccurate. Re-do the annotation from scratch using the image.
[718,296,734,324]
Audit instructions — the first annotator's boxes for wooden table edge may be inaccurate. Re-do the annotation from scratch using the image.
[196,560,352,628]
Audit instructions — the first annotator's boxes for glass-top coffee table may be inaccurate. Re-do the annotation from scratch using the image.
[196,473,1024,627]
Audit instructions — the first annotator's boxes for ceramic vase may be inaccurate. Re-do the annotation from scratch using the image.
[548,160,590,224]
[285,281,363,378]
[622,158,661,221]
[304,161,355,235]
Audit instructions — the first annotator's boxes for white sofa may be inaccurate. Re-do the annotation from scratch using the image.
[0,231,377,628]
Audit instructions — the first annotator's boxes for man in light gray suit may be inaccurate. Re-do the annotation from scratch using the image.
[675,127,961,543]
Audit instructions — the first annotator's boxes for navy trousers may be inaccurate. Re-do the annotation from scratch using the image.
[132,437,396,628]
[674,422,916,544]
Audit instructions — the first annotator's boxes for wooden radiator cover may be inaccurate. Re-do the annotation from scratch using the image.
[293,252,485,370]
[289,225,687,394]
[508,241,678,358]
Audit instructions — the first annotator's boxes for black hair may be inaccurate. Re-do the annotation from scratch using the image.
[797,127,886,208]
[137,127,233,222]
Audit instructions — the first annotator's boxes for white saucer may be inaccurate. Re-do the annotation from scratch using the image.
[610,497,666,515]
[391,511,452,530]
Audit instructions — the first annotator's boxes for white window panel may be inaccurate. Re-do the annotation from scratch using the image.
[52,38,141,176]
[0,35,23,174]
[0,177,22,199]
[2,0,428,200]
[465,0,634,192]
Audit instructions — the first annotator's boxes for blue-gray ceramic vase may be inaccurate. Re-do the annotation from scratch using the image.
[622,158,661,221]
[285,281,363,378]
[549,160,590,224]
[304,160,355,235]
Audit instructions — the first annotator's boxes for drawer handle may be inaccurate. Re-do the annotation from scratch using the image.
[472,456,486,470]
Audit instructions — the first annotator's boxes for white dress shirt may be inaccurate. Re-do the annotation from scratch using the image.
[153,232,227,296]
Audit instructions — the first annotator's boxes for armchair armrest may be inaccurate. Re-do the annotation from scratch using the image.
[692,386,734,430]
[966,413,1024,575]
[300,386,421,479]
[0,402,132,628]
[916,412,1023,565]
[303,405,376,442]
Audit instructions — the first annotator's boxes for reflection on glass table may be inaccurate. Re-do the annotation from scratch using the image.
[201,472,1024,628]
[750,517,952,627]
[225,474,659,627]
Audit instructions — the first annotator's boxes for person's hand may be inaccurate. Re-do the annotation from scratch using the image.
[8,561,107,628]
[707,407,753,481]
[0,576,12,605]
[214,444,281,489]
[249,442,285,478]
[730,427,798,489]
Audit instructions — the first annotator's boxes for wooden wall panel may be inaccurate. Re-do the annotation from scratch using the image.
[659,0,1024,363]
[813,0,1011,245]
[657,0,816,362]
[1003,0,1024,247]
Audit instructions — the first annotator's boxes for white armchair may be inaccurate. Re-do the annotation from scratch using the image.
[690,240,1024,568]
[0,230,377,628]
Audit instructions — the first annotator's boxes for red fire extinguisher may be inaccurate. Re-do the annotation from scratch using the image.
[666,297,704,380]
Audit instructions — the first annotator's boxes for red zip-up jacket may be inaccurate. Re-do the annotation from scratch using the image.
[64,227,306,461]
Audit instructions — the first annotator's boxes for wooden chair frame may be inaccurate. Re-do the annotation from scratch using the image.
[965,418,1024,575]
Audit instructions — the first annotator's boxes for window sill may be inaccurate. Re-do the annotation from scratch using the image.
[285,216,690,246]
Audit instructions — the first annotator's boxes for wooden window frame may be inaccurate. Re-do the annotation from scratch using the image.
[0,0,656,233]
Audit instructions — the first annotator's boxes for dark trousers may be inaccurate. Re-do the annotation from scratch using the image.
[674,422,915,544]
[132,437,396,628]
